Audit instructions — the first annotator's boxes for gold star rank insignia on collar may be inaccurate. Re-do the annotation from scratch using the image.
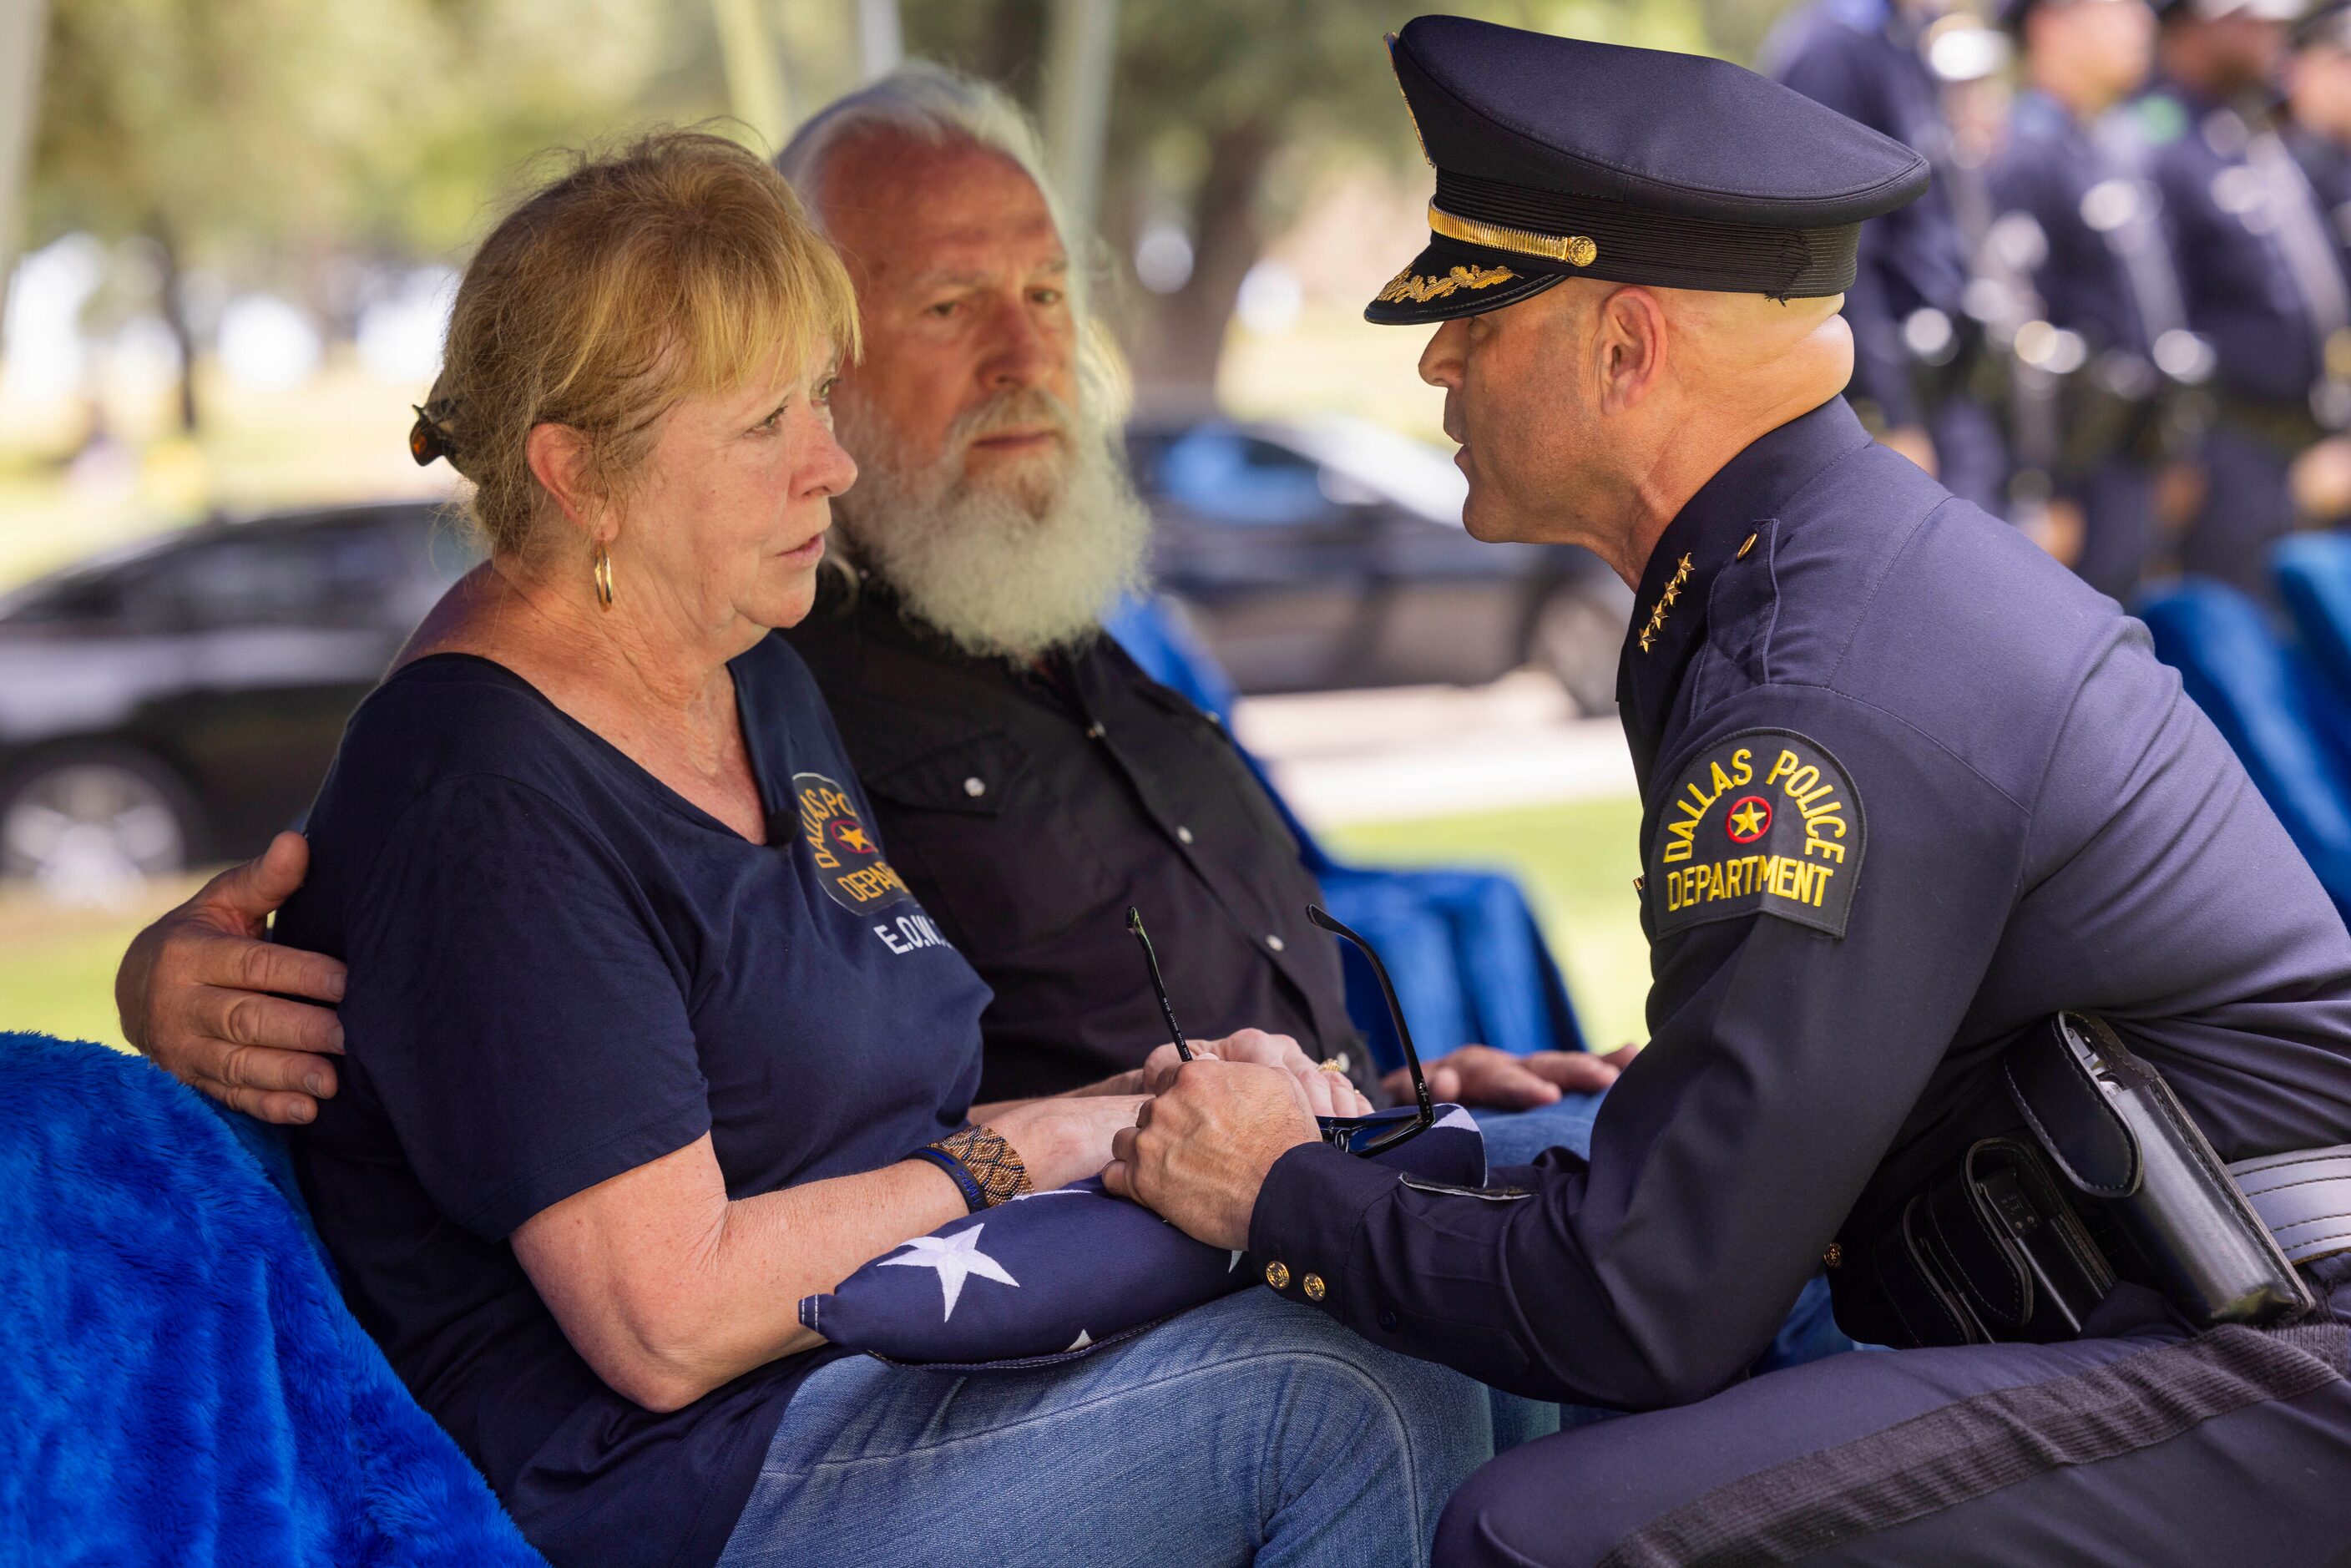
[1638,554,1695,655]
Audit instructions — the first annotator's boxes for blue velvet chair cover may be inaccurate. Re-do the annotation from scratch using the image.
[1104,595,1588,1070]
[0,1032,543,1566]
[2140,578,2351,919]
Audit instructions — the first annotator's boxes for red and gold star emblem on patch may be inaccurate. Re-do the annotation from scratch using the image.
[1725,795,1772,844]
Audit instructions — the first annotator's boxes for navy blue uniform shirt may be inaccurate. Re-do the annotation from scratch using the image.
[1767,0,1973,432]
[2136,78,2340,408]
[1990,90,2163,363]
[281,640,991,1568]
[1248,397,2351,1406]
[2291,124,2351,287]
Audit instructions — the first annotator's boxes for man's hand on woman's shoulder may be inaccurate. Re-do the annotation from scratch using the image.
[115,831,348,1125]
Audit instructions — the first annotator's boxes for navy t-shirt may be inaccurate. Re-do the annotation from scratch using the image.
[280,637,992,1568]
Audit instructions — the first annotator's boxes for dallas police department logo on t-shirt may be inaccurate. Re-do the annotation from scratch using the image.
[792,771,913,915]
[1647,728,1865,939]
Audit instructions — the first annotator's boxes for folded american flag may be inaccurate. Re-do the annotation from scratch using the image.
[801,1106,1485,1368]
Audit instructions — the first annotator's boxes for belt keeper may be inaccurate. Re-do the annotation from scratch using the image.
[912,1123,1033,1214]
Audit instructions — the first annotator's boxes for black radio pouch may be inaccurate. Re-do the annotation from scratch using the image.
[1868,1013,2316,1349]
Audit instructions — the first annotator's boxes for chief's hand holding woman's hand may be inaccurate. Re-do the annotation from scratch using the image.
[1140,1028,1373,1118]
[1104,1060,1320,1252]
[991,1093,1150,1191]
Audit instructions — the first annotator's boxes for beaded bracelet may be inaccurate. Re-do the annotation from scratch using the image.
[911,1123,1034,1213]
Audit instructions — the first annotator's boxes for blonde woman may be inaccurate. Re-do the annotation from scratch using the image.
[279,132,1488,1568]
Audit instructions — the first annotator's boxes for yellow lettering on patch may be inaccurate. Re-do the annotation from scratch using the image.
[1764,750,1800,787]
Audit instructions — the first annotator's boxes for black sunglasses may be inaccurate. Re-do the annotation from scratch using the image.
[1125,904,1434,1159]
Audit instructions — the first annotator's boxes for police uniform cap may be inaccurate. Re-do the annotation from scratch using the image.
[1367,16,1930,326]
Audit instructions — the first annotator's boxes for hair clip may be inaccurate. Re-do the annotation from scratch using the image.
[409,404,453,468]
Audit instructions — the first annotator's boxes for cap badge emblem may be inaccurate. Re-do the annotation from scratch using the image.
[1637,554,1695,655]
[1376,263,1519,304]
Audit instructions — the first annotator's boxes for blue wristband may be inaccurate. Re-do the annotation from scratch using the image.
[910,1142,989,1213]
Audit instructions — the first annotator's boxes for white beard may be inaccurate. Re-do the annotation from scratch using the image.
[830,389,1151,662]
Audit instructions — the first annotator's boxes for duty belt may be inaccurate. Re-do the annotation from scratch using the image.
[1863,1013,2329,1350]
[2231,1146,2351,1268]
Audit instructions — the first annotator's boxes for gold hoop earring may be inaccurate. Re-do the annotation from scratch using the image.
[593,542,615,611]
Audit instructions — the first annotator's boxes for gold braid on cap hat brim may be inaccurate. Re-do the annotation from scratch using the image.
[1428,205,1598,269]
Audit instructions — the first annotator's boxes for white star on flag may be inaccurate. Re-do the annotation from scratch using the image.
[879,1225,1019,1320]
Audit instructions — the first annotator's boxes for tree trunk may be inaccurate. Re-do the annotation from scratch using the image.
[1128,119,1272,416]
[150,220,200,434]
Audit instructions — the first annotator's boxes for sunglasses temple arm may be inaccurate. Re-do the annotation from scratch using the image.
[1306,905,1432,1122]
[1127,907,1192,1061]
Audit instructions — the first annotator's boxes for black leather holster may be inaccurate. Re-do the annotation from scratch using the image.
[1866,1013,2317,1349]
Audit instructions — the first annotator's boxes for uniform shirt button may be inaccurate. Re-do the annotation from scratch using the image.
[1302,1273,1327,1302]
[1176,825,1195,845]
[1377,1308,1400,1332]
[1265,1261,1291,1290]
[963,776,987,798]
[1266,933,1286,953]
[1084,721,1107,741]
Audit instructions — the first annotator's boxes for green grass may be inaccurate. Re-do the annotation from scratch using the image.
[0,878,205,1051]
[1324,795,1651,1050]
[0,796,1654,1057]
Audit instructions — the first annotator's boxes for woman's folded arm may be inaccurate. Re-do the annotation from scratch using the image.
[512,1091,1147,1412]
[513,1136,965,1411]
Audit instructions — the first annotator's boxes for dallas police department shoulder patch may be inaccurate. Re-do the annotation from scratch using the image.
[793,771,913,914]
[1649,728,1865,940]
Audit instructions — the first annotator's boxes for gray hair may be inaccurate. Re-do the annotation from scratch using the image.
[776,63,1125,412]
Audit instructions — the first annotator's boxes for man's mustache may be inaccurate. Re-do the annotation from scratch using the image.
[948,387,1075,454]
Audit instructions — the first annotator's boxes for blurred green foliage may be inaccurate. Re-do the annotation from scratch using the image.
[22,0,1800,406]
[30,0,733,266]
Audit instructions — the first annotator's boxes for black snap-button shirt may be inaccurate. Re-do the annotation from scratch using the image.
[1248,397,2351,1407]
[784,580,1361,1103]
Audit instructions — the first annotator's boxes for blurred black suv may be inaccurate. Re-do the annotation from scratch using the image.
[1127,415,1631,713]
[0,503,473,894]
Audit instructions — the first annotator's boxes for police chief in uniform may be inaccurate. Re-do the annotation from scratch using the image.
[1108,18,2351,1563]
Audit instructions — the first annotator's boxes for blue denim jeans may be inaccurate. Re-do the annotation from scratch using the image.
[716,1289,1494,1568]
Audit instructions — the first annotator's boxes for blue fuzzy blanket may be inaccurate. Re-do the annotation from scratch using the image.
[0,1032,545,1566]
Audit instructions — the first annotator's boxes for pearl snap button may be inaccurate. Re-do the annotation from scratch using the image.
[1266,934,1286,952]
[1176,825,1194,845]
[963,776,986,797]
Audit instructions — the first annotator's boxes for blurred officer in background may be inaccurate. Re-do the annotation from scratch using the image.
[2138,0,2351,589]
[2288,0,2351,259]
[1986,0,2197,596]
[1767,0,2014,514]
[2282,2,2351,522]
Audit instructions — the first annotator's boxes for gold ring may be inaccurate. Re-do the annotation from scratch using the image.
[1317,1054,1350,1075]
